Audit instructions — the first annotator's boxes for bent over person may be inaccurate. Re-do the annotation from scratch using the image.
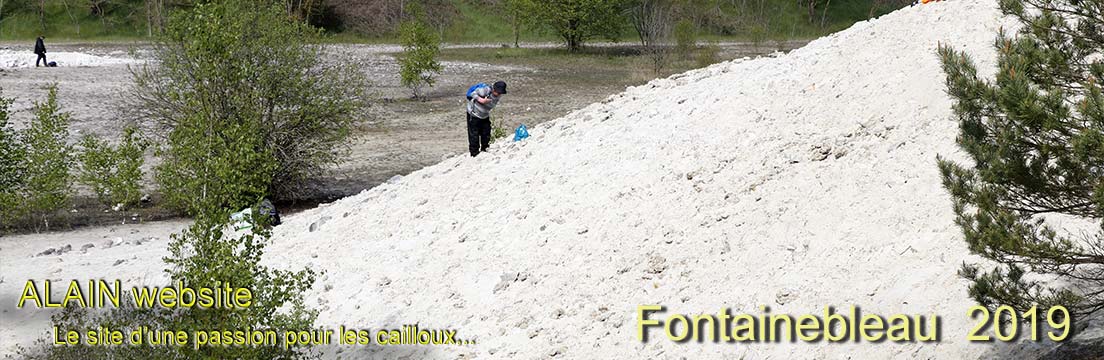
[466,80,507,157]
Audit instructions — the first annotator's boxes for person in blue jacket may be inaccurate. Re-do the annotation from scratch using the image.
[466,81,508,157]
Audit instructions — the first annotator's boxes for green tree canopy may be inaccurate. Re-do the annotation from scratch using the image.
[938,0,1104,316]
[129,0,366,216]
[530,0,627,51]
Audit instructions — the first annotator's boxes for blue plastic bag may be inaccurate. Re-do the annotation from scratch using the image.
[514,124,530,142]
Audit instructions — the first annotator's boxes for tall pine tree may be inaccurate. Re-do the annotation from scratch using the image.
[938,0,1104,316]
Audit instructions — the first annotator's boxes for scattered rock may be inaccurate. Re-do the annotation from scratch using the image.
[1042,314,1104,359]
[309,216,333,232]
[80,243,95,253]
[811,144,832,161]
[112,259,126,266]
[551,308,565,319]
[644,255,667,274]
[36,248,56,257]
[775,288,798,305]
[493,272,528,294]
[548,346,567,357]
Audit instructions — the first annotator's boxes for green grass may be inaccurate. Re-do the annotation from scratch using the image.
[441,0,557,44]
[0,4,149,40]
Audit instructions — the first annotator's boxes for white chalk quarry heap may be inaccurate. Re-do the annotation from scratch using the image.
[267,0,1047,358]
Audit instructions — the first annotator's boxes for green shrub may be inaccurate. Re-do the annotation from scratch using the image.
[696,41,720,68]
[0,88,26,228]
[673,19,696,59]
[399,3,443,100]
[21,85,73,231]
[129,0,366,215]
[530,0,625,51]
[163,212,319,359]
[26,213,318,359]
[491,118,508,142]
[76,126,146,209]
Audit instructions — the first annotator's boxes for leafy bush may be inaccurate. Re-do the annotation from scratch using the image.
[398,3,442,100]
[938,0,1104,317]
[129,0,366,215]
[673,19,696,59]
[76,126,146,209]
[163,212,319,359]
[26,212,318,359]
[0,88,26,228]
[21,85,73,231]
[696,41,719,68]
[491,118,508,142]
[530,0,626,51]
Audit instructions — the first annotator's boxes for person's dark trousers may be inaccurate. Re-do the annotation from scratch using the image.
[35,53,46,67]
[466,112,492,157]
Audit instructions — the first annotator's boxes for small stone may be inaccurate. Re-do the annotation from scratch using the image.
[775,288,798,305]
[309,216,333,232]
[645,255,667,274]
[112,259,126,266]
[551,308,565,319]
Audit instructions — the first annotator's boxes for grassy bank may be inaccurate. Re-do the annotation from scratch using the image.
[1,0,906,43]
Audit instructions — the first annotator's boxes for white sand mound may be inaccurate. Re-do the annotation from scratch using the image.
[269,1,1035,358]
[0,49,138,68]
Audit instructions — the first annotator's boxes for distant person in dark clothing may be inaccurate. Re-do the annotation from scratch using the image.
[466,80,507,157]
[34,36,47,67]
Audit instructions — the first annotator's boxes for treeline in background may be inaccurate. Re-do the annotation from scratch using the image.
[0,0,913,43]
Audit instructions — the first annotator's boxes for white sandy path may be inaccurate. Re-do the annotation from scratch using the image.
[259,1,1050,359]
[0,49,139,68]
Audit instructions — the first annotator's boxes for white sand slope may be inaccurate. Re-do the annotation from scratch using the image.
[264,1,1044,358]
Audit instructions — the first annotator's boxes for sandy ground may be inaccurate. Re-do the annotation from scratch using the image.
[254,1,1079,358]
[0,41,803,207]
[0,219,186,355]
[2,0,1096,358]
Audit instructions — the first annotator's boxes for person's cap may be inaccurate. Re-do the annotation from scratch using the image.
[493,81,507,95]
